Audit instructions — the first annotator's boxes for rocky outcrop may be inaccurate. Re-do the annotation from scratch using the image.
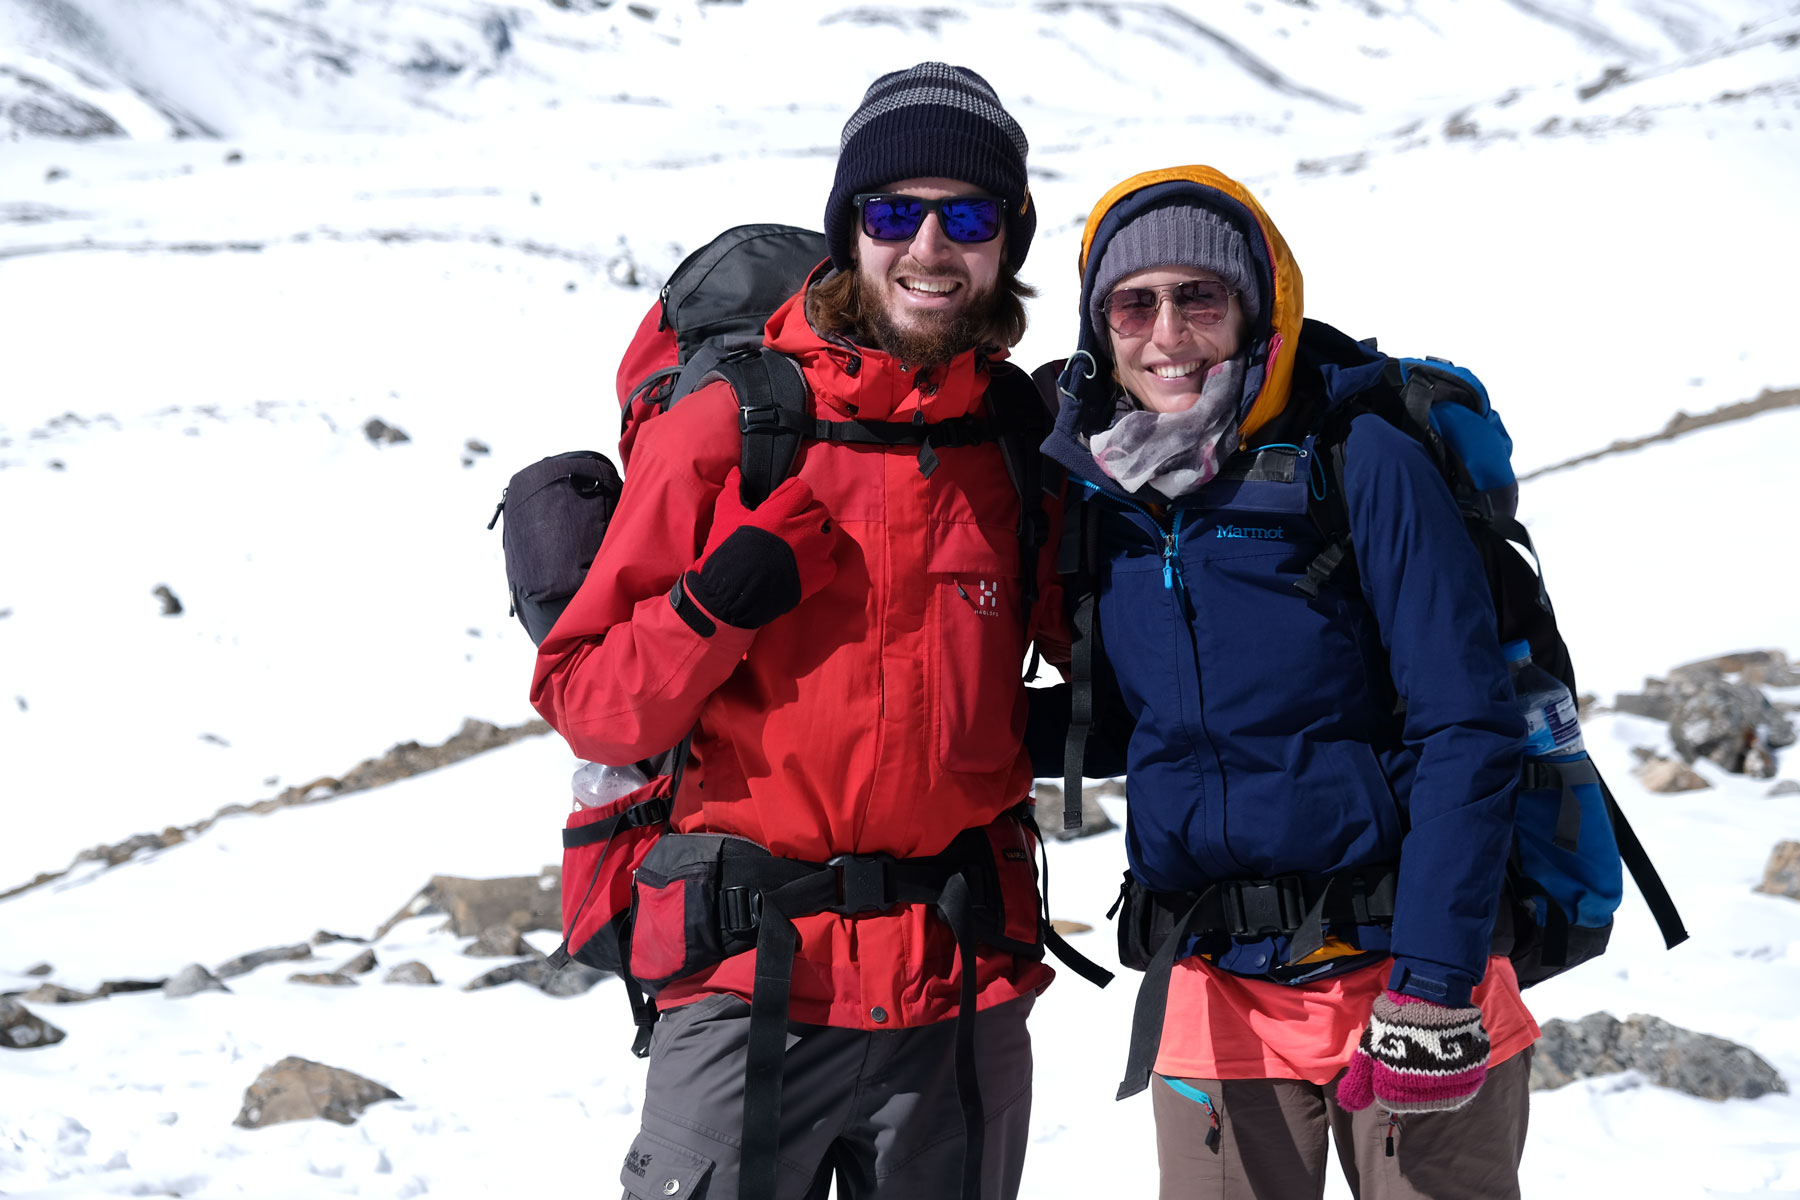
[1755,841,1800,901]
[1614,651,1794,778]
[2,717,551,903]
[377,869,561,940]
[233,1056,400,1128]
[1,997,66,1049]
[1531,1013,1787,1100]
[462,958,607,998]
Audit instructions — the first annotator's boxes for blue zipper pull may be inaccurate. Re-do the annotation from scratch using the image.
[1162,532,1177,590]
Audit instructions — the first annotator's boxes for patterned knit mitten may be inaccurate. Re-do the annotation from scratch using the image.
[1335,990,1490,1113]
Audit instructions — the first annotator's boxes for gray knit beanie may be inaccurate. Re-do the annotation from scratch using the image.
[825,62,1034,272]
[1088,202,1261,335]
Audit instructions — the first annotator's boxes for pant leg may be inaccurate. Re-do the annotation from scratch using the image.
[841,994,1037,1200]
[620,993,861,1200]
[1326,1046,1532,1200]
[1152,1074,1332,1200]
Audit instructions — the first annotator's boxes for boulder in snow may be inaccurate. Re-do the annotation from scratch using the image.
[388,871,561,939]
[1531,1012,1787,1100]
[233,1056,400,1128]
[1754,840,1800,902]
[1632,754,1711,793]
[1668,674,1794,774]
[0,997,66,1049]
[383,962,439,986]
[289,971,357,987]
[216,943,314,979]
[163,963,231,998]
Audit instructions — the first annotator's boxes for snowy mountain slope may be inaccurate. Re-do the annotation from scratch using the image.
[6,0,1797,141]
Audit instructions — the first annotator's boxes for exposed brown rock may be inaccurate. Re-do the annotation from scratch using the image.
[233,1056,399,1128]
[1755,841,1800,901]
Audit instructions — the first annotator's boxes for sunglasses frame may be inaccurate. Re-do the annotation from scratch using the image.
[851,192,1008,245]
[1102,279,1238,337]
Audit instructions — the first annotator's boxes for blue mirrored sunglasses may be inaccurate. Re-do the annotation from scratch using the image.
[852,193,1006,244]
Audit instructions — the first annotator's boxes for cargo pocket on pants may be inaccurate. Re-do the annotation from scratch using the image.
[620,1128,713,1199]
[929,521,1026,774]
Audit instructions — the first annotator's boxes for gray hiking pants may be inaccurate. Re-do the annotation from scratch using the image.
[1151,1048,1532,1200]
[619,991,1036,1200]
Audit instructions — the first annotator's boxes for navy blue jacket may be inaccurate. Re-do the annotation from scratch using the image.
[1044,170,1523,1006]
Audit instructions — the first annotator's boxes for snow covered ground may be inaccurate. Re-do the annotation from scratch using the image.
[4,0,1800,1196]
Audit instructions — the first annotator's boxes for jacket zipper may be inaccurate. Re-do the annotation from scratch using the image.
[1087,482,1235,874]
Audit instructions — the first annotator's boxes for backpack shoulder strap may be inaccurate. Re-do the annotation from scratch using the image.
[983,361,1054,617]
[705,348,811,508]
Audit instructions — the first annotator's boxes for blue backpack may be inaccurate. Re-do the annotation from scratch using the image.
[1293,319,1688,985]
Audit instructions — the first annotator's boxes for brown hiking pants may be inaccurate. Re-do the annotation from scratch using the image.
[1151,1048,1532,1200]
[619,991,1037,1200]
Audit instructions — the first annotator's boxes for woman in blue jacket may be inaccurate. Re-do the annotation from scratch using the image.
[1040,166,1538,1199]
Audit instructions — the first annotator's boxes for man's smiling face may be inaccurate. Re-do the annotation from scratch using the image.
[853,176,1006,366]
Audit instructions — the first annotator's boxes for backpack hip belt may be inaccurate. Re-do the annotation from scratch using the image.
[1110,863,1398,1101]
[636,810,1108,1200]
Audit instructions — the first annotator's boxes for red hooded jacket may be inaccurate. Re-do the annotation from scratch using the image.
[531,287,1067,1029]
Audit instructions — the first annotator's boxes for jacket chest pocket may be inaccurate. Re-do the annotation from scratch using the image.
[929,521,1026,774]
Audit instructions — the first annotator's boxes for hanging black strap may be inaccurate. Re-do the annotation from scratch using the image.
[1014,802,1116,990]
[937,873,984,1200]
[1117,894,1206,1099]
[1063,497,1102,832]
[1600,775,1689,951]
[738,898,803,1200]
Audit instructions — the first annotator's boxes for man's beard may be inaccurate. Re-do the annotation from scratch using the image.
[856,267,1002,367]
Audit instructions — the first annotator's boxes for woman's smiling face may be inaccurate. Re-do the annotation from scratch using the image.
[1105,265,1250,414]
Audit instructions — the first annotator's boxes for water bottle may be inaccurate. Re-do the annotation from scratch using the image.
[571,760,649,811]
[1502,639,1585,758]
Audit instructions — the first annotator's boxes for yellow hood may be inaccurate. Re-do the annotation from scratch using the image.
[1077,165,1305,443]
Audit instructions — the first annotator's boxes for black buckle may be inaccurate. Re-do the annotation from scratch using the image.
[1222,876,1306,937]
[739,404,783,433]
[719,886,761,937]
[827,853,898,915]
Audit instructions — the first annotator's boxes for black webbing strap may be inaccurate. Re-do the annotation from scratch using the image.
[1294,440,1352,599]
[1015,802,1116,990]
[1600,775,1689,951]
[715,351,808,509]
[938,872,984,1200]
[1117,894,1206,1099]
[623,974,659,1059]
[1115,867,1399,1099]
[984,364,1051,617]
[1521,756,1599,852]
[1063,497,1102,832]
[739,896,801,1200]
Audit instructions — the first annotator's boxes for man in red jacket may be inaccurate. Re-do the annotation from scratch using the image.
[532,63,1070,1200]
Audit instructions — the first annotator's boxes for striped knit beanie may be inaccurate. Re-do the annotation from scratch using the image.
[825,62,1035,271]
